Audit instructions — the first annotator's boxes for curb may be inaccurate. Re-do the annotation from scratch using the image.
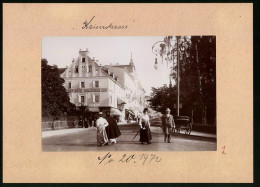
[42,128,93,138]
[150,127,216,140]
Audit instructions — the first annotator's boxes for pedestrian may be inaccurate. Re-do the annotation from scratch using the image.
[161,108,175,143]
[104,111,121,144]
[96,112,109,146]
[84,117,89,128]
[139,108,152,144]
[78,119,83,128]
[89,116,93,127]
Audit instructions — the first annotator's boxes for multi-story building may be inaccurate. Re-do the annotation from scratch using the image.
[60,49,146,122]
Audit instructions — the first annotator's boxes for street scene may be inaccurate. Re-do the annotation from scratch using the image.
[42,119,216,151]
[42,36,216,151]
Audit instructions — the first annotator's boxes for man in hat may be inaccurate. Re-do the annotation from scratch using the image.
[96,112,109,146]
[161,108,175,143]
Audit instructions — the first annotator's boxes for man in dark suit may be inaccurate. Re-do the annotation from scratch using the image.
[161,108,175,143]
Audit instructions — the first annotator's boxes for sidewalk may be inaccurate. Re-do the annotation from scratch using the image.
[150,126,216,139]
[41,121,135,139]
[42,127,94,138]
[189,131,216,139]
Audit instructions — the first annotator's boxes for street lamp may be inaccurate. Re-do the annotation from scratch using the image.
[154,57,159,70]
[152,36,189,116]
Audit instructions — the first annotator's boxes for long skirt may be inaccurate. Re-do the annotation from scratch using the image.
[105,121,121,139]
[139,127,152,143]
[97,127,108,144]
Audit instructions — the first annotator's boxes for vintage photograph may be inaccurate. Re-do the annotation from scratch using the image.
[41,36,216,151]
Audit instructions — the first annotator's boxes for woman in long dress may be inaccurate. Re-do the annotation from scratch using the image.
[104,112,121,144]
[139,108,152,144]
[96,112,109,146]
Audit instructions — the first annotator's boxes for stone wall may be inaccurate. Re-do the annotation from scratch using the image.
[42,120,78,131]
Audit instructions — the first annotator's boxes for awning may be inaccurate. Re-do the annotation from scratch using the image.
[110,108,123,116]
[88,107,100,112]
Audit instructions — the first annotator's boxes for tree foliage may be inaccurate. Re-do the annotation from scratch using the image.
[149,36,216,124]
[41,59,76,119]
[149,84,176,114]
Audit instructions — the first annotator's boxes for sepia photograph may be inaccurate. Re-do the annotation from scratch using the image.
[41,36,216,151]
[3,3,253,183]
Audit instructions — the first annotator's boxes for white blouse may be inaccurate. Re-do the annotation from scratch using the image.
[96,117,108,129]
[139,114,150,128]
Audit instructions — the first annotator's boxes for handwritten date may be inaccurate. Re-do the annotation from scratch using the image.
[98,152,162,165]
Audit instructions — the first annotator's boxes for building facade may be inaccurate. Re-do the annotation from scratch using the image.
[61,49,146,122]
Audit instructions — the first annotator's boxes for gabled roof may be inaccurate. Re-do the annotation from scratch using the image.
[88,56,125,89]
[109,64,134,73]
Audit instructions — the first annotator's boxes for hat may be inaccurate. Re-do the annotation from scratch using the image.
[166,108,171,112]
[98,112,103,115]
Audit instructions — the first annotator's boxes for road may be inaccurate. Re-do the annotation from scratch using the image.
[42,125,216,152]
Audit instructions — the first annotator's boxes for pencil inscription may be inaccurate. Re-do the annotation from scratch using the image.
[82,16,128,30]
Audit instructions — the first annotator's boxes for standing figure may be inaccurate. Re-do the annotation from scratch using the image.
[96,112,109,146]
[84,117,89,128]
[104,111,121,144]
[161,108,175,143]
[139,108,152,144]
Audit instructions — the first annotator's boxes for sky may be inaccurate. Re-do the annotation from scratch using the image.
[42,36,175,95]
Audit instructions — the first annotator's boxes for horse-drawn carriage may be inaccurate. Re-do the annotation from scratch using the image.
[172,116,192,135]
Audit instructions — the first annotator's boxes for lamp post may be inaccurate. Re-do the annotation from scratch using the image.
[176,36,180,116]
[152,36,188,116]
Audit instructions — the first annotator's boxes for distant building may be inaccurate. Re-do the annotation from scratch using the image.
[60,49,146,122]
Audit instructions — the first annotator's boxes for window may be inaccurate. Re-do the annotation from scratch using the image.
[81,82,85,88]
[95,95,100,102]
[93,95,100,103]
[82,57,85,62]
[93,81,99,88]
[75,65,78,73]
[95,81,99,88]
[81,96,85,103]
[88,65,92,72]
[69,82,71,89]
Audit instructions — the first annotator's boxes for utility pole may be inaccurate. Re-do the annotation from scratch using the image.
[176,36,180,116]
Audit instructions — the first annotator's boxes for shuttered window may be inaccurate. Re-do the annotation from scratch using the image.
[81,96,85,103]
[81,82,85,88]
[95,95,100,102]
[92,81,99,88]
[93,95,100,103]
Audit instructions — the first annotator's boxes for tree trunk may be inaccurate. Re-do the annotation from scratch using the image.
[195,43,203,97]
[200,105,208,125]
[195,41,206,125]
[191,108,194,124]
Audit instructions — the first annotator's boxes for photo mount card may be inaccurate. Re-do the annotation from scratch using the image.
[3,3,253,183]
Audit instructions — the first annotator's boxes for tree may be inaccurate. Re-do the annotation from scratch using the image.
[152,36,216,124]
[149,84,177,114]
[41,59,76,119]
[178,36,216,124]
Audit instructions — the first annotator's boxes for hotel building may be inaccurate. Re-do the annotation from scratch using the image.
[60,49,146,121]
